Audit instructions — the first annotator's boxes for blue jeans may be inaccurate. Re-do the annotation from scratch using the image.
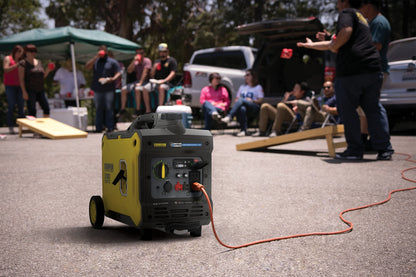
[94,90,115,131]
[27,90,50,117]
[201,101,223,130]
[228,98,260,132]
[5,85,24,127]
[335,72,393,154]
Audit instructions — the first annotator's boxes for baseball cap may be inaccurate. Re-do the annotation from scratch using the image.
[158,43,168,51]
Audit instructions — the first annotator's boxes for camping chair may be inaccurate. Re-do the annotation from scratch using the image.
[285,113,302,134]
[310,96,339,128]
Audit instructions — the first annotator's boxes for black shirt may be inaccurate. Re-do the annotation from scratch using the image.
[154,56,177,83]
[336,8,381,77]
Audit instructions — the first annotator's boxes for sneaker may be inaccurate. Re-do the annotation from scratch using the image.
[116,109,126,117]
[335,150,363,160]
[269,131,277,137]
[221,116,231,124]
[211,112,222,122]
[133,109,143,118]
[377,150,394,161]
[252,131,266,137]
[236,130,246,137]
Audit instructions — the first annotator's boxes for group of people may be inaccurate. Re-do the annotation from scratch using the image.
[3,44,54,135]
[3,42,177,134]
[85,43,177,132]
[2,0,394,160]
[200,0,393,161]
[200,72,338,138]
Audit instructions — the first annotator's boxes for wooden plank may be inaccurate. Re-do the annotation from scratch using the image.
[236,125,343,151]
[236,125,345,154]
[16,118,88,139]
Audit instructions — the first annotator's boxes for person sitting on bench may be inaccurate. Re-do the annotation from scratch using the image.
[200,72,230,130]
[118,47,152,119]
[252,81,310,137]
[297,80,338,131]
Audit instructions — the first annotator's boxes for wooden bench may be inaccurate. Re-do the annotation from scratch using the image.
[236,124,347,157]
[17,118,88,139]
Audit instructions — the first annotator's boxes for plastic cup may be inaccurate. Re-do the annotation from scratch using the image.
[98,50,106,57]
[48,62,55,71]
[66,92,72,98]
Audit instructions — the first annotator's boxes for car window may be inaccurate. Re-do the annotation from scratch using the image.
[387,39,416,62]
[193,50,247,69]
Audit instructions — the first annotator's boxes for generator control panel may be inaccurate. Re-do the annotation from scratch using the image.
[151,157,203,199]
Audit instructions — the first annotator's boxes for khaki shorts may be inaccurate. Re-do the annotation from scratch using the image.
[144,82,170,92]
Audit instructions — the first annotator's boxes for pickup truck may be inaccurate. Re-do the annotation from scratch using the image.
[182,46,257,109]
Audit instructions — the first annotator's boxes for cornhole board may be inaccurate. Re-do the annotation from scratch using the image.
[16,118,88,139]
[236,124,347,157]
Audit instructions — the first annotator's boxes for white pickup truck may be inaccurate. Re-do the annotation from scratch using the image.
[182,46,257,109]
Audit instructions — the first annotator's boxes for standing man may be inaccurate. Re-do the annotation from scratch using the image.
[86,45,121,132]
[142,43,177,113]
[297,0,393,160]
[118,47,152,119]
[358,0,391,146]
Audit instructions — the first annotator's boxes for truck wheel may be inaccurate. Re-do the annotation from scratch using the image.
[89,196,104,229]
[190,226,202,237]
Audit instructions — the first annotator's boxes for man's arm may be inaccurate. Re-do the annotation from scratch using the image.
[297,37,331,51]
[329,27,352,53]
[161,71,175,84]
[137,67,150,85]
[85,54,99,70]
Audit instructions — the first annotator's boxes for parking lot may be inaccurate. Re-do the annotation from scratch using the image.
[0,124,415,276]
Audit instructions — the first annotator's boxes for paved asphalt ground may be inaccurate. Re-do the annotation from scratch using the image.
[1,122,415,276]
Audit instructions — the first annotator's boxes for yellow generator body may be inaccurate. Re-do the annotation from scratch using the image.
[89,113,213,239]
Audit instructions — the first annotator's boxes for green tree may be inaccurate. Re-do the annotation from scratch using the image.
[0,0,45,36]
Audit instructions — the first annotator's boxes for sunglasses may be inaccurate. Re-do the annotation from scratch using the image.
[245,74,251,77]
[26,49,37,53]
[323,86,332,89]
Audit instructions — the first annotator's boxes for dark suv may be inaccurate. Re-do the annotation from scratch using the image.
[237,17,331,105]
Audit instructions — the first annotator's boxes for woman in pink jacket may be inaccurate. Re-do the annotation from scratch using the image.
[199,72,230,130]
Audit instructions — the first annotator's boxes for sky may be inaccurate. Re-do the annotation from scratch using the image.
[39,0,55,28]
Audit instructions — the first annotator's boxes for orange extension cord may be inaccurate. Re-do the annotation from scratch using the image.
[192,152,416,250]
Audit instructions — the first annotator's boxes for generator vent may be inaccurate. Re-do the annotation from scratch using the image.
[150,205,207,220]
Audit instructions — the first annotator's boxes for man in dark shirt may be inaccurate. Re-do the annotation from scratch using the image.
[297,0,393,160]
[86,45,121,132]
[142,43,177,113]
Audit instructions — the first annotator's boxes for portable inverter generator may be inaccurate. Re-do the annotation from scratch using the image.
[89,113,213,239]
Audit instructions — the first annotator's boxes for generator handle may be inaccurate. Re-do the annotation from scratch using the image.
[129,113,156,130]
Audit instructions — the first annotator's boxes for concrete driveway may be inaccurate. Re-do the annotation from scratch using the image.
[1,126,415,276]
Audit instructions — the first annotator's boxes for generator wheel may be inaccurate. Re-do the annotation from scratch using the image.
[89,196,104,229]
[190,226,202,237]
[141,229,152,241]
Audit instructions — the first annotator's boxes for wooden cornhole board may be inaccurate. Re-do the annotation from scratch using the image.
[236,124,347,157]
[16,118,88,139]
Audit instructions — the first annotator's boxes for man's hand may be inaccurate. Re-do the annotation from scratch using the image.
[296,37,313,48]
[316,29,331,41]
